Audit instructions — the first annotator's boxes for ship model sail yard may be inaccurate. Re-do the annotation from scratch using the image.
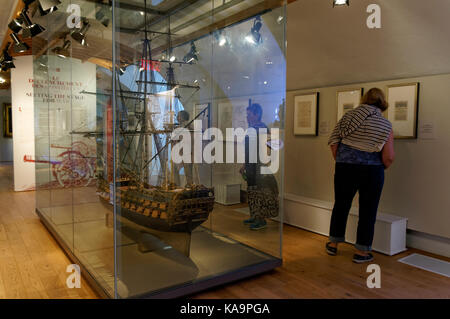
[75,0,216,253]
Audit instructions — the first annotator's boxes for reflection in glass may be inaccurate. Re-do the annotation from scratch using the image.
[34,0,286,299]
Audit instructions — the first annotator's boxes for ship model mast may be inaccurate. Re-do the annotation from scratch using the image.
[83,0,215,243]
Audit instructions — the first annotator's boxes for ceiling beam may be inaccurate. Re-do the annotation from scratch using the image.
[133,0,204,34]
[117,0,246,35]
[111,0,164,16]
[84,0,165,16]
[171,0,247,34]
[151,0,288,56]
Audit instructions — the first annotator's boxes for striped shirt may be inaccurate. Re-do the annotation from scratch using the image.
[328,104,392,152]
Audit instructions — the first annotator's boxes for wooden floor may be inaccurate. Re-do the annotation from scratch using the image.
[0,163,96,298]
[0,163,449,299]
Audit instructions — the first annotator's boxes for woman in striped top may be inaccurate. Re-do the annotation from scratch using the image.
[326,88,395,263]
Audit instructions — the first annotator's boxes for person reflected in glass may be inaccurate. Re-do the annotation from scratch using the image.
[240,103,279,230]
[174,110,194,186]
[327,88,395,263]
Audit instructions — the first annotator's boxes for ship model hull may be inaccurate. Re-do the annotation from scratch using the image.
[98,179,215,233]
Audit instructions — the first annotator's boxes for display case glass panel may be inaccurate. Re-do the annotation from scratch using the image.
[34,0,286,298]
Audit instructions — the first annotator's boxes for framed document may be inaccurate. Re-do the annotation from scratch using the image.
[293,92,319,136]
[386,83,419,139]
[218,99,249,141]
[3,103,12,138]
[337,88,363,121]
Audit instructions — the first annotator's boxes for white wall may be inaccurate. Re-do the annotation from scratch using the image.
[285,73,450,240]
[0,89,13,162]
[286,0,450,90]
[11,56,35,191]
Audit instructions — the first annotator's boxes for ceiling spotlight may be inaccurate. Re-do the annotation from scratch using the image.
[214,30,228,47]
[119,65,127,75]
[71,19,90,46]
[333,0,349,7]
[0,44,15,71]
[245,16,263,45]
[166,50,176,62]
[10,33,29,53]
[8,17,24,34]
[52,38,71,58]
[183,42,199,64]
[39,0,61,12]
[21,9,46,38]
[36,56,48,73]
[219,37,227,46]
[22,0,36,8]
[95,5,111,27]
[0,77,5,84]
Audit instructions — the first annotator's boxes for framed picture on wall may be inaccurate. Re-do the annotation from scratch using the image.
[336,88,363,121]
[218,99,249,141]
[3,103,12,138]
[293,92,319,136]
[386,83,420,139]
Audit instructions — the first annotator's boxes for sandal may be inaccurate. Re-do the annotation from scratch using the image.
[352,253,374,264]
[326,242,337,256]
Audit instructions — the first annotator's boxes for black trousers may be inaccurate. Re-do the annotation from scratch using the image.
[329,163,385,251]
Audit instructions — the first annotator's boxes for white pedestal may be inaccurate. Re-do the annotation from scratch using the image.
[284,194,408,256]
[215,184,241,205]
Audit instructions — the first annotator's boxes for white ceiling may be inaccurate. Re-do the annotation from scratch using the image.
[0,0,18,47]
[287,0,450,90]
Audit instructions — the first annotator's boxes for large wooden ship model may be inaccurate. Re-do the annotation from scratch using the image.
[80,0,215,239]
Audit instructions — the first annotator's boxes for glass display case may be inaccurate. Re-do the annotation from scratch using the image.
[33,0,286,298]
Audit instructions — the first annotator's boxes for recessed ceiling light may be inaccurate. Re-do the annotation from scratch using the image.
[214,30,228,47]
[245,35,256,45]
[219,37,227,46]
[333,0,349,7]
